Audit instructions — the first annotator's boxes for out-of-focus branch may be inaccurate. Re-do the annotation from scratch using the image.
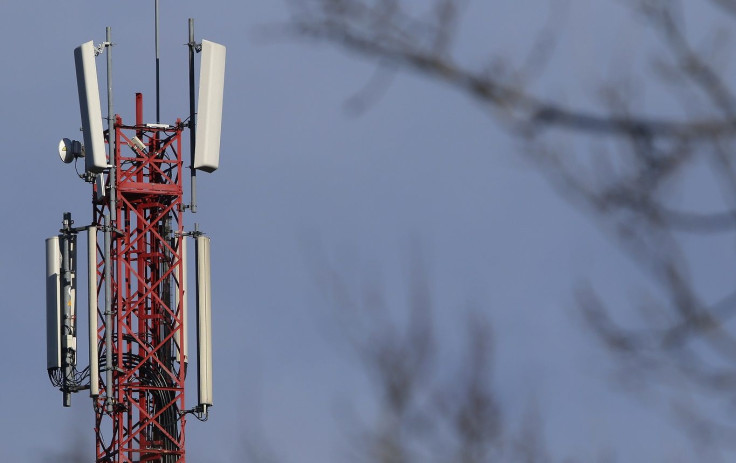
[638,1,736,117]
[450,316,502,463]
[307,243,549,462]
[708,0,736,18]
[285,0,736,139]
[288,0,736,454]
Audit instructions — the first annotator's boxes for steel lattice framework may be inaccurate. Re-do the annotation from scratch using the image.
[93,96,188,462]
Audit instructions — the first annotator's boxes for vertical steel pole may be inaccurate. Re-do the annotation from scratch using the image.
[189,18,198,213]
[104,26,116,413]
[161,214,172,373]
[155,0,161,123]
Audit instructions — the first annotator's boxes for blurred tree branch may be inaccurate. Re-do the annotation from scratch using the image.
[286,0,736,453]
[306,244,552,462]
[284,0,736,138]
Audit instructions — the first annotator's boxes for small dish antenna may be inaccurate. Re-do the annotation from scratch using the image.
[58,138,84,164]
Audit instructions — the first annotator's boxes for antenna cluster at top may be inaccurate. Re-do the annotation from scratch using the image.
[60,33,226,181]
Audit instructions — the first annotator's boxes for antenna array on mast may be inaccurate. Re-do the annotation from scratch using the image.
[45,13,226,463]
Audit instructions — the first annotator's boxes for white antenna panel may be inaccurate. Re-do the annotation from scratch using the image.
[194,40,226,173]
[88,227,99,397]
[94,173,107,201]
[196,235,213,406]
[74,41,107,173]
[46,237,62,370]
[174,236,188,364]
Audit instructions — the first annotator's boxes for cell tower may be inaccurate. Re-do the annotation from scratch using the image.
[45,8,225,462]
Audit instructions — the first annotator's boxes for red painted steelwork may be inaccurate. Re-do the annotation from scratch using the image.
[93,94,188,463]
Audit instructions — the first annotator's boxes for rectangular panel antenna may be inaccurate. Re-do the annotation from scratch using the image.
[194,40,226,173]
[88,227,99,397]
[94,173,107,202]
[174,236,188,363]
[46,236,61,369]
[196,235,213,406]
[74,41,107,173]
[46,237,62,370]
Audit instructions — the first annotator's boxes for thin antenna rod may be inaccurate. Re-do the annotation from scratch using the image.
[104,26,116,413]
[188,18,197,213]
[155,0,160,123]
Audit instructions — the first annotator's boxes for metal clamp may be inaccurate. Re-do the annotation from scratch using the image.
[94,41,113,56]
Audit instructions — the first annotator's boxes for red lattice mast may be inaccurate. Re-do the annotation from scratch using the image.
[92,95,187,462]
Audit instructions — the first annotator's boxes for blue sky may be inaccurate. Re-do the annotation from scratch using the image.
[0,1,731,461]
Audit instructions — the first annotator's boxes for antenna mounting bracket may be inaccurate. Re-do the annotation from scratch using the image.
[188,41,202,53]
[94,41,113,56]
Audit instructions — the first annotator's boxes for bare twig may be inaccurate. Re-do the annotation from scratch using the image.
[287,0,736,455]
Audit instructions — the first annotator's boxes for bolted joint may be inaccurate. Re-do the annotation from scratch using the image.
[94,41,114,56]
